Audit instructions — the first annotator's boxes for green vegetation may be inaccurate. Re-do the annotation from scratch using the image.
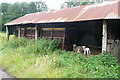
[0,32,119,78]
[0,1,48,31]
[60,0,111,9]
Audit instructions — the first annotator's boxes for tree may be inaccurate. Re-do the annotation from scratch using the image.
[60,0,92,9]
[60,0,111,9]
[1,1,48,31]
[29,2,37,13]
[35,1,48,12]
[89,0,111,3]
[1,3,9,15]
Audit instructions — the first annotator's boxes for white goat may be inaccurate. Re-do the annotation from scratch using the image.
[73,44,83,53]
[82,46,91,55]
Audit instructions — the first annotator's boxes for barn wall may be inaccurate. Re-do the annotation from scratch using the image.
[14,25,66,49]
[39,28,65,49]
[14,27,35,39]
[107,20,120,58]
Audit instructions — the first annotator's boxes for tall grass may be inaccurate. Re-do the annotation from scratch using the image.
[0,33,119,78]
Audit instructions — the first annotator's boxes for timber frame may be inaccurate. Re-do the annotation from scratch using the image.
[102,20,107,52]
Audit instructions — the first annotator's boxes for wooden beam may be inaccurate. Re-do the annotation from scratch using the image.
[6,26,10,40]
[102,20,107,52]
[35,25,38,40]
[18,26,21,38]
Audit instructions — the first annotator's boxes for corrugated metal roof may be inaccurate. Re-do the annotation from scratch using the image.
[5,0,120,26]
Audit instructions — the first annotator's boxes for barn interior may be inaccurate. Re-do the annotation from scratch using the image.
[65,19,120,55]
[65,20,103,55]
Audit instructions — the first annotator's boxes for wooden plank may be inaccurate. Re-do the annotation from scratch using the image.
[42,28,65,30]
[52,37,64,39]
[102,20,107,52]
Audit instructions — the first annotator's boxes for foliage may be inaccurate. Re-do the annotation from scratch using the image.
[2,37,28,49]
[20,38,60,55]
[1,36,60,55]
[81,53,119,78]
[0,34,119,78]
[60,0,111,9]
[87,52,118,67]
[60,1,90,9]
[36,38,60,53]
[0,1,48,31]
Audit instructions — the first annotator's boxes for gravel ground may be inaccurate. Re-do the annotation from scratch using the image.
[0,67,13,79]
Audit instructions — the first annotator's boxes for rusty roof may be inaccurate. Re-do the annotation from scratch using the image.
[5,0,120,25]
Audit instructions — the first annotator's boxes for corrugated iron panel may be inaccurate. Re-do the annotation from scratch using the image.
[5,0,120,26]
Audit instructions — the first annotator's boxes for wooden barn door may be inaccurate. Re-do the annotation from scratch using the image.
[107,20,120,58]
[107,40,120,57]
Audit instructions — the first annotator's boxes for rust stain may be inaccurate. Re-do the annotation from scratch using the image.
[5,0,120,25]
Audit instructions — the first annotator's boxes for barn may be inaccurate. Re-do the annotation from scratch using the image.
[5,0,120,58]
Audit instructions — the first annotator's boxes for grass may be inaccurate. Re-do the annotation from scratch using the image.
[0,32,119,78]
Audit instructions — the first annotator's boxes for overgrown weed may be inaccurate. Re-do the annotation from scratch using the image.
[0,34,119,78]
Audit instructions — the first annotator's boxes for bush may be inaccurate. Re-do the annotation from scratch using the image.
[87,52,118,67]
[30,38,60,54]
[81,53,119,78]
[2,37,28,49]
[2,38,60,55]
[0,35,119,78]
[36,38,60,52]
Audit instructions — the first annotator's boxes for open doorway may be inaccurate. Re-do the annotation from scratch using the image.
[65,20,103,55]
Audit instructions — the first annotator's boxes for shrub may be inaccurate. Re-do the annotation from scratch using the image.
[15,38,61,55]
[0,34,119,78]
[2,38,60,55]
[2,37,28,49]
[98,52,118,67]
[81,53,119,78]
[87,52,118,67]
[26,38,61,54]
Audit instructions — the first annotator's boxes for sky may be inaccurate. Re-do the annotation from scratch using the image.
[0,0,66,9]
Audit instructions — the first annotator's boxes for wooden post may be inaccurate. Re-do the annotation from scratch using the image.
[102,20,107,52]
[35,24,38,40]
[51,28,53,39]
[40,28,43,38]
[6,26,10,40]
[18,26,21,38]
[62,28,66,50]
[24,28,26,37]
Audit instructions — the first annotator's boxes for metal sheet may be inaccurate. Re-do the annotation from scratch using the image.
[5,0,120,26]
